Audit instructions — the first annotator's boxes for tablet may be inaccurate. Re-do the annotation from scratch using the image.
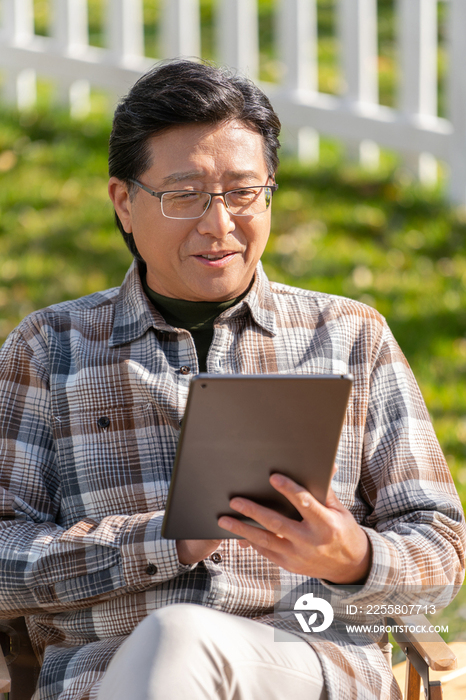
[161,373,352,540]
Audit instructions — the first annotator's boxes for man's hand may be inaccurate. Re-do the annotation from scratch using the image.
[176,539,223,565]
[217,473,371,585]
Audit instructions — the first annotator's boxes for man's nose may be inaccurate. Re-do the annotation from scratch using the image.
[196,195,235,237]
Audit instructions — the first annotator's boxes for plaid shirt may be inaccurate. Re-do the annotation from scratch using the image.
[0,260,464,700]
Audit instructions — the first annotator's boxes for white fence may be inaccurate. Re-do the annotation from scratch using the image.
[1,0,466,204]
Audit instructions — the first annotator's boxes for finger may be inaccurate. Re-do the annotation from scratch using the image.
[228,497,290,538]
[244,543,290,568]
[217,515,248,538]
[218,515,288,554]
[217,515,267,541]
[269,474,324,520]
[241,538,310,575]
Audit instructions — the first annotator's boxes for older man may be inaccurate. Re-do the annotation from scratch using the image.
[0,60,464,700]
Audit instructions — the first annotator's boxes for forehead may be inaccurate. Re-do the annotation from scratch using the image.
[144,121,269,183]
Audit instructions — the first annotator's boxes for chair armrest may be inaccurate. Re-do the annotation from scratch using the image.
[390,614,457,672]
[0,617,42,700]
[0,644,11,694]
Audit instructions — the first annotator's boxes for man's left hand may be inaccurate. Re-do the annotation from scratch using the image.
[217,473,371,585]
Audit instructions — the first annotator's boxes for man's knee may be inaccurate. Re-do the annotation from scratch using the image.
[139,603,216,652]
[151,602,213,627]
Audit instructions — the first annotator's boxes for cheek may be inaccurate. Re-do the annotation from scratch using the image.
[136,221,192,263]
[245,220,270,252]
[130,207,148,237]
[132,210,168,244]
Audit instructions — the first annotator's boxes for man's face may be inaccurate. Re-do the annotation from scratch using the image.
[108,120,273,301]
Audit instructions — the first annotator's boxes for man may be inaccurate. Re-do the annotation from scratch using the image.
[0,59,464,700]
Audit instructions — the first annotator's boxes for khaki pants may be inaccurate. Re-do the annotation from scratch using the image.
[97,604,327,700]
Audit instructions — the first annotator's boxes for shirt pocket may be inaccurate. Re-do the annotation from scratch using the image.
[52,403,179,526]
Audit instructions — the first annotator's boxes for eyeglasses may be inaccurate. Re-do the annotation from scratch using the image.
[129,179,278,220]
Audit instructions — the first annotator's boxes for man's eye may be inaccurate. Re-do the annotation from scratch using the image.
[229,188,259,202]
[170,192,200,201]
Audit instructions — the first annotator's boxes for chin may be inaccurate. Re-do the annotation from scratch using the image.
[191,283,243,302]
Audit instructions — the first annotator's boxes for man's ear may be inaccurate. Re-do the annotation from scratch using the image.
[108,177,133,233]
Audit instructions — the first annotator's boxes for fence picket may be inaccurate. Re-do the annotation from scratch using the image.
[3,0,34,42]
[2,0,36,108]
[52,0,90,116]
[276,0,319,161]
[53,0,89,52]
[161,0,201,60]
[216,0,259,79]
[338,0,379,168]
[447,0,466,204]
[106,0,144,62]
[398,0,438,185]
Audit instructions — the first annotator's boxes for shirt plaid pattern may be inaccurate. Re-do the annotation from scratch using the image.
[0,260,464,700]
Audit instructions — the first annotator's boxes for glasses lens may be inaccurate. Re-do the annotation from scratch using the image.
[225,187,272,216]
[160,187,273,219]
[161,191,211,219]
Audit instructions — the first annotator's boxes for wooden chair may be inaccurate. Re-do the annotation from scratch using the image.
[0,614,458,700]
[390,614,458,699]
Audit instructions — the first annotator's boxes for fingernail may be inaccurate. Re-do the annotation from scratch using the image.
[218,517,232,530]
[230,498,243,512]
[271,474,285,486]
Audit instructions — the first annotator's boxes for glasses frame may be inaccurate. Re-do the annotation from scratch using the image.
[128,179,278,220]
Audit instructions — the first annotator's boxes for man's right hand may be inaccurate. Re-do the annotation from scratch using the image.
[176,539,223,565]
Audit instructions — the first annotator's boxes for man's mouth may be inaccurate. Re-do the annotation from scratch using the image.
[198,252,235,260]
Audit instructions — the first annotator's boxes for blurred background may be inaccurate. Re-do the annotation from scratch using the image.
[0,0,465,568]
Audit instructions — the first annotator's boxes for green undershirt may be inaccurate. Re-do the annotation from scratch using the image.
[143,277,247,372]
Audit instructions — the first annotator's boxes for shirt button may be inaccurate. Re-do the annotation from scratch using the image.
[211,552,222,563]
[146,563,158,576]
[97,416,110,428]
[179,366,191,375]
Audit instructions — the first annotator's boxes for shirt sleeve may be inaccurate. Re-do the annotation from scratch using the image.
[324,317,465,607]
[0,328,192,616]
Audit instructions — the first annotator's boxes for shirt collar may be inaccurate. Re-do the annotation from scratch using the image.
[218,261,278,336]
[109,259,277,347]
[109,260,171,347]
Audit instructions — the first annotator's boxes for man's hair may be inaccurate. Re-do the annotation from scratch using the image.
[108,59,281,259]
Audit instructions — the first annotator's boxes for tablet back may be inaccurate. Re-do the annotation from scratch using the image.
[162,374,352,539]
